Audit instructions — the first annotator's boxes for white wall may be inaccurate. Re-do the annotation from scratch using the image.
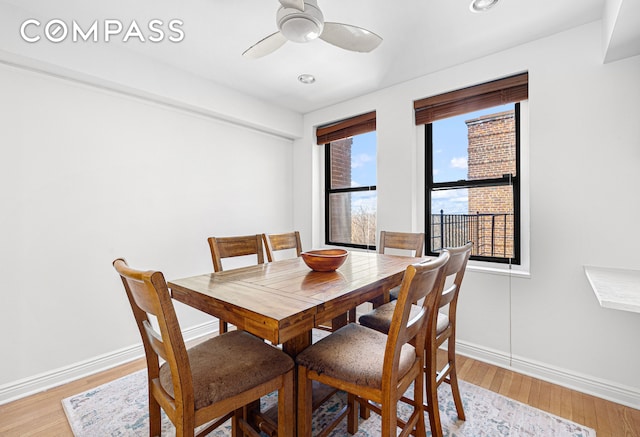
[0,1,302,140]
[0,62,296,399]
[2,15,639,410]
[294,21,640,407]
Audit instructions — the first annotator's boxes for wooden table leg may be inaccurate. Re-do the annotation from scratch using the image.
[249,331,312,436]
[331,312,348,331]
[282,330,312,358]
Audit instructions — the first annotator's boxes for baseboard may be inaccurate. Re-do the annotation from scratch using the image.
[456,340,640,409]
[0,321,217,405]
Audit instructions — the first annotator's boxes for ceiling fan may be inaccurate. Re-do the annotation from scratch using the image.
[242,0,382,59]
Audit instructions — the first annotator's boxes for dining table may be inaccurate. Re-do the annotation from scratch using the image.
[168,250,427,435]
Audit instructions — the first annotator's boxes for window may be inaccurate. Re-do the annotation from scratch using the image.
[415,73,528,264]
[318,112,377,249]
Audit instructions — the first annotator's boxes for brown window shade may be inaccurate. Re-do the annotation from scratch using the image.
[414,73,528,125]
[316,111,376,144]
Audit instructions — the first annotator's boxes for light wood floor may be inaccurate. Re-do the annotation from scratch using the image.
[1,354,638,436]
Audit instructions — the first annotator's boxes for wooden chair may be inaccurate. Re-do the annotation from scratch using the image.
[349,231,426,323]
[262,231,302,262]
[207,234,265,333]
[358,242,472,437]
[295,252,450,437]
[112,258,294,437]
[378,231,425,303]
[207,234,265,272]
[379,230,425,257]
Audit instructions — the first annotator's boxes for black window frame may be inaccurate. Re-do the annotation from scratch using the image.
[324,138,377,250]
[425,103,522,265]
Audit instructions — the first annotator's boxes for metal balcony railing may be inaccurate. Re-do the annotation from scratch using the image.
[430,210,514,259]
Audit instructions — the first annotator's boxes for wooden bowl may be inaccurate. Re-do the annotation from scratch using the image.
[301,249,349,272]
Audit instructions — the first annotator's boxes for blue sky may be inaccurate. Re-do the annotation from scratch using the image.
[348,131,377,213]
[431,103,513,214]
[350,130,377,187]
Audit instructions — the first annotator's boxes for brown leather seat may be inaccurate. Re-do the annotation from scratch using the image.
[358,242,472,437]
[296,252,449,437]
[113,258,294,437]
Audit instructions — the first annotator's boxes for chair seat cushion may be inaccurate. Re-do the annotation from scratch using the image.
[359,301,449,336]
[295,323,417,390]
[159,330,293,409]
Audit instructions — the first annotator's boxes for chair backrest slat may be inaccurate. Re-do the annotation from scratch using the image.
[439,283,457,307]
[207,235,265,272]
[143,320,170,362]
[384,252,449,377]
[378,231,425,257]
[438,242,472,310]
[262,231,302,262]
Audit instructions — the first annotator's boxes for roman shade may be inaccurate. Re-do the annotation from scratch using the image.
[414,73,528,125]
[316,111,376,144]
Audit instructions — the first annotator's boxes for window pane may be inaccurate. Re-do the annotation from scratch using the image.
[432,104,516,183]
[328,191,377,246]
[330,131,377,189]
[430,186,514,258]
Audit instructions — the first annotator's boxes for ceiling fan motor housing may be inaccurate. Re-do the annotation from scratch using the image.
[277,0,324,43]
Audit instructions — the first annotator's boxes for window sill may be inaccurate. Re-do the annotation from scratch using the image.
[340,247,531,278]
[466,262,531,279]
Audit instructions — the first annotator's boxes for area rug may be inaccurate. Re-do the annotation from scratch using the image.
[62,369,595,436]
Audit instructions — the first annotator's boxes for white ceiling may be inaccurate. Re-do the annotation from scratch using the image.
[2,0,639,114]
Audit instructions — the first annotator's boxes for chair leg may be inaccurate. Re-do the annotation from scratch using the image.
[347,393,359,434]
[412,371,427,437]
[174,415,195,437]
[381,393,397,437]
[448,340,465,421]
[359,396,370,419]
[148,392,162,437]
[219,320,228,334]
[278,370,295,437]
[348,308,357,323]
[297,366,313,437]
[231,408,242,437]
[425,384,442,437]
[425,364,443,437]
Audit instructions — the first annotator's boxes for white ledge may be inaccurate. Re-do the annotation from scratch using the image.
[466,263,531,279]
[584,266,640,314]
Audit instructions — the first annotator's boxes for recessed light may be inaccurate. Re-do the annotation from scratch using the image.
[298,74,316,84]
[469,0,499,13]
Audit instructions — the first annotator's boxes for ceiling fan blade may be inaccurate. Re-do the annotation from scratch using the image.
[242,31,288,59]
[319,22,382,53]
[279,0,305,11]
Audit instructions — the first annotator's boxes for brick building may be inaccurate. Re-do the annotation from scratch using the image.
[328,138,353,243]
[466,110,515,258]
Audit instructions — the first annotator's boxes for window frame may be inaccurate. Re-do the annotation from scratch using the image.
[318,111,377,250]
[323,137,377,250]
[425,103,521,264]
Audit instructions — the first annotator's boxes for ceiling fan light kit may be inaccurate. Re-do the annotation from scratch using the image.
[242,0,382,59]
[470,0,500,13]
[277,2,324,42]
